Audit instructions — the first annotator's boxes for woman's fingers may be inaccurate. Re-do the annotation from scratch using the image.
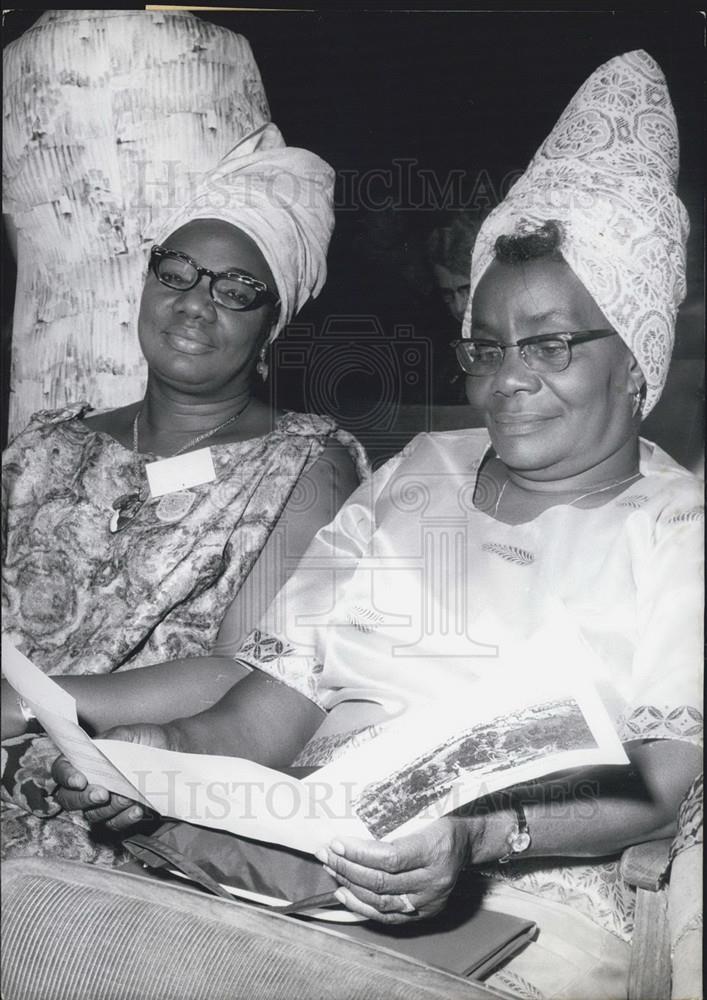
[51,754,88,791]
[315,820,468,923]
[324,835,419,873]
[333,886,417,924]
[51,726,170,824]
[83,795,140,823]
[54,783,108,812]
[321,848,419,895]
[102,804,147,832]
[317,837,430,920]
[54,782,146,828]
[51,750,148,828]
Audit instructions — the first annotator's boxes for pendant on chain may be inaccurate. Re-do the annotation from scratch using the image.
[110,491,144,534]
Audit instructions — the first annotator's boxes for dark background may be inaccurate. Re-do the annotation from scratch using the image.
[2,8,704,457]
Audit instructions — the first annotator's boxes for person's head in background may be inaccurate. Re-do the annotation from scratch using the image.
[426,213,482,323]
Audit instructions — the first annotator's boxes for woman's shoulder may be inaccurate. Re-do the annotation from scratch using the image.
[633,438,704,542]
[277,411,370,481]
[395,425,490,469]
[4,402,93,452]
[638,437,704,510]
[356,426,489,509]
[277,410,339,438]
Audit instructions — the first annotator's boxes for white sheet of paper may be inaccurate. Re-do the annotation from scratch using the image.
[1,638,151,804]
[1,639,356,851]
[95,739,359,852]
[1,614,629,854]
[2,637,78,723]
[39,708,152,805]
[308,613,630,841]
[145,448,216,498]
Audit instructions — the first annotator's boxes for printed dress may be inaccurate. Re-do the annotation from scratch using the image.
[236,427,703,947]
[1,402,368,863]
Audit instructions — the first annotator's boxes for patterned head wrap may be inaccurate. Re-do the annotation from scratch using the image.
[156,123,335,339]
[463,50,689,414]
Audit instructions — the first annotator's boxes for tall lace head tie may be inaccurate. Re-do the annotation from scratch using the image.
[463,50,690,416]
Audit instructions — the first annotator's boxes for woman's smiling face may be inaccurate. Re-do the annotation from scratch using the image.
[138,219,277,397]
[466,257,643,481]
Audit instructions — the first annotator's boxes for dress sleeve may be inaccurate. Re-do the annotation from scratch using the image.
[617,492,704,747]
[235,452,405,708]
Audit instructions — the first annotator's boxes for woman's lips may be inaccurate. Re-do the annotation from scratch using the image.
[491,413,557,435]
[163,330,213,355]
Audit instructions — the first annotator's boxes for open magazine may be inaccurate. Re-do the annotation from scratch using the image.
[2,629,629,856]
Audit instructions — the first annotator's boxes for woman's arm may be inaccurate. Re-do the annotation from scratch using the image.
[319,738,702,923]
[213,442,360,655]
[471,738,702,861]
[52,670,324,829]
[162,668,324,763]
[1,658,249,741]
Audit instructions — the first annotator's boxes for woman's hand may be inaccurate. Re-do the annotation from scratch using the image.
[52,724,171,833]
[315,817,471,924]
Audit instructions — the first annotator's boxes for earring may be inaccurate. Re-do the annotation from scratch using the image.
[631,384,645,417]
[256,345,269,382]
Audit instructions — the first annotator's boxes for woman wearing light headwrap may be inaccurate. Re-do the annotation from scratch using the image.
[43,51,701,999]
[1,123,369,865]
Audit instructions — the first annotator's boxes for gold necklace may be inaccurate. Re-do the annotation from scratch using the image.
[109,400,251,534]
[492,471,641,519]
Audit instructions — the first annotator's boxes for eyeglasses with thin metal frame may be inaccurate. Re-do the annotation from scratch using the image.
[149,245,280,313]
[451,329,618,376]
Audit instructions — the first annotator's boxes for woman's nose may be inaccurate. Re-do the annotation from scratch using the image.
[174,278,216,320]
[491,346,543,394]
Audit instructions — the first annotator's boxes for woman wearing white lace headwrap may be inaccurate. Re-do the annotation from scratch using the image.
[462,47,689,417]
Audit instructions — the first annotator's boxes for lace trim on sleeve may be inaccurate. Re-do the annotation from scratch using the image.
[236,629,326,710]
[616,704,703,745]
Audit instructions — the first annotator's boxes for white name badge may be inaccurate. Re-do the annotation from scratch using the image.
[145,448,216,498]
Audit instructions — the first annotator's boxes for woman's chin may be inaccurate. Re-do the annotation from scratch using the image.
[491,434,555,472]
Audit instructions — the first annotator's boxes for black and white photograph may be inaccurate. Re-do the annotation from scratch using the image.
[354,698,599,839]
[1,7,703,1000]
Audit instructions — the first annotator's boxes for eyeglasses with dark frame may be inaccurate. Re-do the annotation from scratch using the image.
[451,329,618,376]
[149,245,280,313]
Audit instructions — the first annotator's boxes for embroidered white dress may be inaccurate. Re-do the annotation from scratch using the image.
[238,427,703,944]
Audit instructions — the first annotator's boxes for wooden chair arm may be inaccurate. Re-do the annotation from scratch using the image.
[620,839,674,1000]
[619,838,673,891]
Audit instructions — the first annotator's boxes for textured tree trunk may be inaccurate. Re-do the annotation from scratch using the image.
[3,10,270,438]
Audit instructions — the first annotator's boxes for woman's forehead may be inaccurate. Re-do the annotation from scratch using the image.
[163,219,272,282]
[473,258,605,325]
